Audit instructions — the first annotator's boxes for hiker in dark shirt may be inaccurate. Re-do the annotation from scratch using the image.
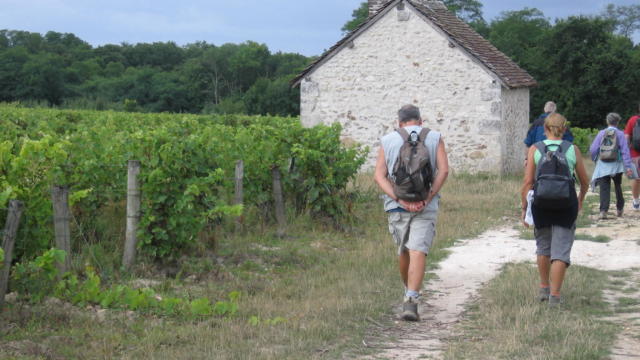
[524,102,574,164]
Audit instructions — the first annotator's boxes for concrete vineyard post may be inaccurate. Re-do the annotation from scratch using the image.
[234,160,244,231]
[272,166,286,237]
[123,160,141,271]
[51,186,72,274]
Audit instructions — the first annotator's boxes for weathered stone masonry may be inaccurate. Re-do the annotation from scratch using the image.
[295,0,536,174]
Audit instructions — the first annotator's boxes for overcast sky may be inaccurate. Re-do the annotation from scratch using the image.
[1,0,638,56]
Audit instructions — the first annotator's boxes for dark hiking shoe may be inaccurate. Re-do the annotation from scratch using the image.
[401,297,419,321]
[537,287,550,301]
[617,209,623,217]
[548,295,563,308]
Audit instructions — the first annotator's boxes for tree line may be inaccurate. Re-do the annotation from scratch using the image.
[0,30,308,116]
[2,1,640,127]
[344,1,640,128]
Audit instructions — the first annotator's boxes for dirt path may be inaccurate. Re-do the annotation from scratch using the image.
[363,193,640,360]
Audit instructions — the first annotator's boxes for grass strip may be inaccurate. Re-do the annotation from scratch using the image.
[0,173,522,359]
[443,263,618,360]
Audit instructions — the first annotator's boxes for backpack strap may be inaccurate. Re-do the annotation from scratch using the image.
[534,141,547,155]
[558,140,572,154]
[419,128,430,143]
[534,140,571,155]
[396,128,409,142]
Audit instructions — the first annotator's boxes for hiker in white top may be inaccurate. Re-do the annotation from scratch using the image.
[374,104,449,321]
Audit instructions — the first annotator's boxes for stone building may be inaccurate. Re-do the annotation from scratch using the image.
[292,0,537,174]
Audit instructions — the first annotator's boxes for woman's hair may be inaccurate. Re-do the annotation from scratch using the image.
[544,113,567,138]
[606,112,621,126]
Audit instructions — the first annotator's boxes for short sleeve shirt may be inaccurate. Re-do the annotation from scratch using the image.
[624,115,640,158]
[533,140,577,176]
[380,126,441,212]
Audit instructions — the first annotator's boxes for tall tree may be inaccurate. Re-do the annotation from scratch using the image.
[539,17,638,128]
[20,53,67,105]
[342,2,368,34]
[488,8,550,66]
[443,0,485,24]
[601,3,640,39]
[488,8,551,115]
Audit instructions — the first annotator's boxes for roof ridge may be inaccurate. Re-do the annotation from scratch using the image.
[292,0,537,88]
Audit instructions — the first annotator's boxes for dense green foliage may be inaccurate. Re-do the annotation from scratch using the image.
[342,2,640,127]
[11,248,237,317]
[0,105,366,260]
[571,127,600,154]
[0,30,309,116]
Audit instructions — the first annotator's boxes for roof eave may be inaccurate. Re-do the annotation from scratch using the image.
[291,0,402,87]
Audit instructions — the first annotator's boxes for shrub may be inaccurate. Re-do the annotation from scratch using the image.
[571,127,599,154]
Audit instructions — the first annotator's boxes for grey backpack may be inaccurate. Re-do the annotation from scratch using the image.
[392,128,432,202]
[599,128,619,162]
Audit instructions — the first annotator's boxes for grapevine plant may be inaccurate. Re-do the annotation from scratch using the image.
[0,105,366,260]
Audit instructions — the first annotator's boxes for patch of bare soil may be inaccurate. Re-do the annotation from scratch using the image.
[362,192,640,359]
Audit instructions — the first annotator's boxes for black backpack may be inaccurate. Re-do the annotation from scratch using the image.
[632,115,640,152]
[533,141,574,210]
[392,128,432,202]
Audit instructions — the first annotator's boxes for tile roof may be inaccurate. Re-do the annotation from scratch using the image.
[292,0,537,89]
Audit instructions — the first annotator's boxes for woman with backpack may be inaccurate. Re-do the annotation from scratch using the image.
[521,113,589,307]
[589,113,633,220]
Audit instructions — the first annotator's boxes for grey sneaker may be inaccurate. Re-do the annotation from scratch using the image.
[548,295,563,307]
[537,287,550,301]
[401,297,419,321]
[599,211,607,220]
[617,209,623,217]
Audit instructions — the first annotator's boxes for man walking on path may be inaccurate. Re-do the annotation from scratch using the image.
[524,101,574,160]
[623,103,640,209]
[374,104,449,321]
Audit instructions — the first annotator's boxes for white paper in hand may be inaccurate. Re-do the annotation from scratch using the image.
[525,190,534,226]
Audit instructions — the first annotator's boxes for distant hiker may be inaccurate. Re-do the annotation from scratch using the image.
[524,101,574,163]
[623,102,640,209]
[374,104,449,321]
[521,113,589,307]
[589,113,633,219]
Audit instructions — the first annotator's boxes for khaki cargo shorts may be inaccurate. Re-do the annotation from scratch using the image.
[387,210,437,255]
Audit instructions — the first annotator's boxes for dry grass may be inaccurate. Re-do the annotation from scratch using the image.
[0,173,523,359]
[443,263,618,360]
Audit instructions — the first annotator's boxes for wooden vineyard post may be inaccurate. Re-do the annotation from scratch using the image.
[123,160,141,271]
[234,160,244,231]
[51,186,72,274]
[272,166,286,237]
[0,200,24,309]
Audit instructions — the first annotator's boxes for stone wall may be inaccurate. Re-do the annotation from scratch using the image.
[300,2,528,173]
[501,87,530,174]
